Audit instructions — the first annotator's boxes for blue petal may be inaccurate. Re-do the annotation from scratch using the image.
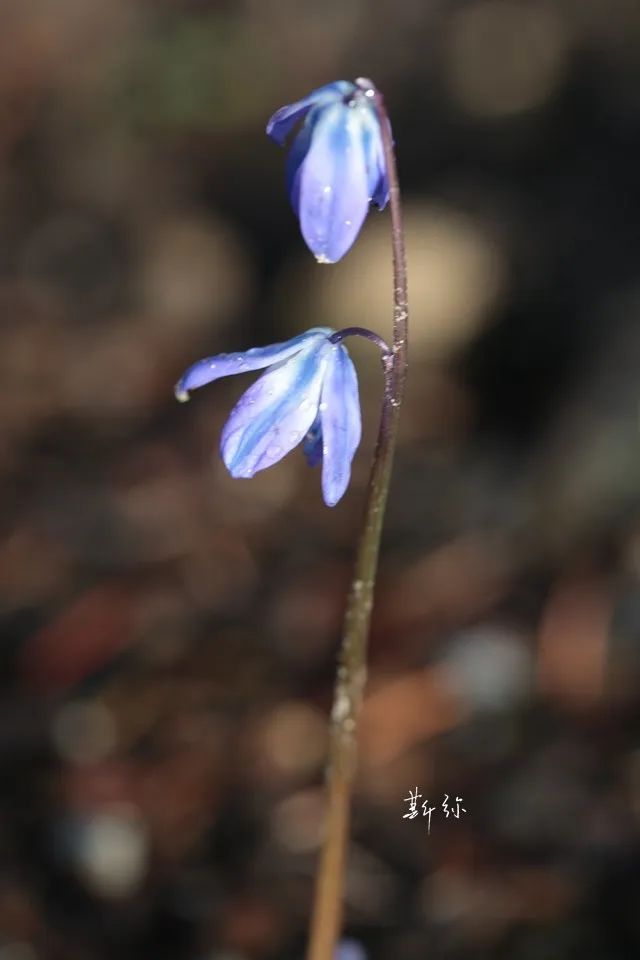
[303,412,323,467]
[286,114,314,214]
[372,166,390,209]
[221,338,332,478]
[175,328,331,401]
[296,102,371,263]
[361,109,390,210]
[266,81,354,145]
[319,343,361,506]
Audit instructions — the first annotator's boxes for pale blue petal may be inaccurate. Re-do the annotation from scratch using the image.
[175,329,331,401]
[221,338,332,478]
[319,343,361,506]
[297,102,371,263]
[266,81,354,145]
[303,412,323,467]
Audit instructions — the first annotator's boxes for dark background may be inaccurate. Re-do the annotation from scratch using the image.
[1,1,640,958]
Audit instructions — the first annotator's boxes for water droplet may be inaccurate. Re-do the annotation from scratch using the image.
[319,402,328,412]
[323,185,332,195]
[267,444,281,459]
[209,362,217,370]
[315,253,333,264]
[344,219,352,227]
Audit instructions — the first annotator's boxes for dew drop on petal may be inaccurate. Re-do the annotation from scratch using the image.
[319,402,328,412]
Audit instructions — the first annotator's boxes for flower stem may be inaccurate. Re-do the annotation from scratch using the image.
[329,326,391,357]
[306,87,408,960]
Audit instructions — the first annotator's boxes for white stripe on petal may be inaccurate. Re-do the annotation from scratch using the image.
[221,338,333,478]
[175,329,331,398]
[297,103,371,263]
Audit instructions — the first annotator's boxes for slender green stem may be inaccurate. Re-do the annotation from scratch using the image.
[306,86,408,960]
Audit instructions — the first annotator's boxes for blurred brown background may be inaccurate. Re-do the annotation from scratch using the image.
[1,1,640,958]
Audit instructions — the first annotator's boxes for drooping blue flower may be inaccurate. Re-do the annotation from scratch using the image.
[267,79,390,263]
[175,328,361,507]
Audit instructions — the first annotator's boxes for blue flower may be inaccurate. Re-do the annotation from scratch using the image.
[175,328,361,507]
[267,79,389,263]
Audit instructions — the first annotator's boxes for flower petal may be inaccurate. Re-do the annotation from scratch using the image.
[319,343,361,506]
[362,110,390,210]
[371,166,390,209]
[174,329,331,401]
[266,81,353,145]
[296,102,371,263]
[303,412,323,467]
[221,338,332,478]
[286,115,314,214]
